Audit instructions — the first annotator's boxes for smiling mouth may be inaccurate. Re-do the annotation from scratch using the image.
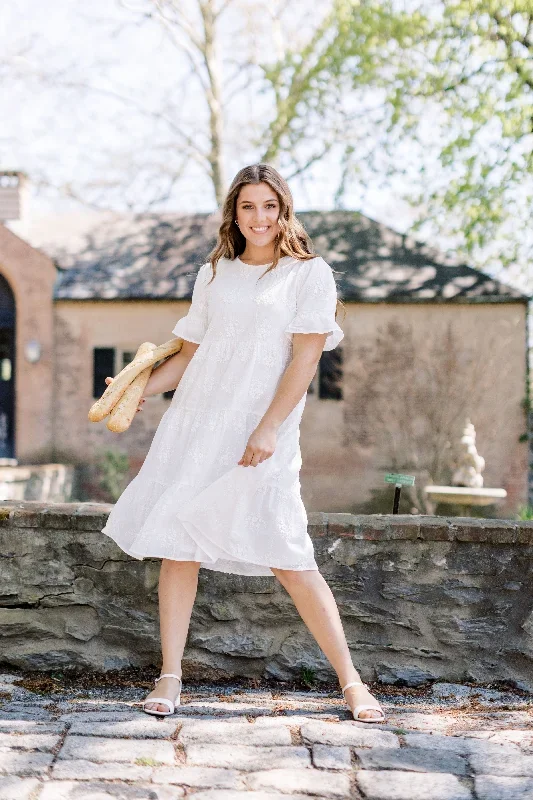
[250,226,270,233]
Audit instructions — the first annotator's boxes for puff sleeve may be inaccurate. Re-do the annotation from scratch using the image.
[172,263,210,344]
[285,256,344,351]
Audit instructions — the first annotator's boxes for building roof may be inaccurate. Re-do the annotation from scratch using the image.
[10,209,527,303]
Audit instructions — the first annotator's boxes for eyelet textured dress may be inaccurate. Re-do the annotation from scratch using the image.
[102,254,344,576]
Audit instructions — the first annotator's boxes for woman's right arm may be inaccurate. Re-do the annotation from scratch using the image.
[142,341,199,396]
[105,340,199,407]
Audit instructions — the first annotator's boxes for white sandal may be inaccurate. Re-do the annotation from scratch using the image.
[143,673,182,717]
[342,680,385,724]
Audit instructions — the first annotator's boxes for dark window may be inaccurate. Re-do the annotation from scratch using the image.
[93,348,115,399]
[122,351,136,369]
[307,369,317,394]
[318,347,343,400]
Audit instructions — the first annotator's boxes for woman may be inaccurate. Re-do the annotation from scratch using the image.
[102,163,385,723]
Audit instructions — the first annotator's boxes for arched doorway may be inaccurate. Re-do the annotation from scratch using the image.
[0,274,15,459]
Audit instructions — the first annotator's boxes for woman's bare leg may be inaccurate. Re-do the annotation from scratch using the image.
[271,568,383,720]
[144,559,201,712]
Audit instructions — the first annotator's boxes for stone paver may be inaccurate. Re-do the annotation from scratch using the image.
[356,769,472,799]
[184,701,275,717]
[403,732,521,757]
[187,793,312,800]
[485,730,533,752]
[385,713,453,732]
[0,720,64,734]
[0,776,40,800]
[246,768,351,797]
[0,732,60,752]
[475,775,533,800]
[51,758,153,781]
[254,715,340,726]
[58,735,176,764]
[469,750,533,776]
[311,744,351,770]
[355,746,468,775]
[68,717,177,738]
[59,711,143,722]
[186,744,311,770]
[461,729,533,752]
[0,751,53,776]
[179,719,291,745]
[301,719,399,747]
[40,781,185,799]
[153,766,245,789]
[0,682,531,798]
[0,708,52,722]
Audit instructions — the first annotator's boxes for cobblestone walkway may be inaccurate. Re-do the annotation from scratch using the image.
[0,674,531,799]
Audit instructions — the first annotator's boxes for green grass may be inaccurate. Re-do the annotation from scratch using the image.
[300,666,317,689]
[517,504,533,520]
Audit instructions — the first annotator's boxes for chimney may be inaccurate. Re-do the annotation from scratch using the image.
[0,171,28,221]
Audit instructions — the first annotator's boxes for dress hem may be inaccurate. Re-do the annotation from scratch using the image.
[101,526,319,577]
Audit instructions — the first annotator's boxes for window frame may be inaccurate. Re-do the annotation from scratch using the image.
[307,347,344,401]
[93,347,116,399]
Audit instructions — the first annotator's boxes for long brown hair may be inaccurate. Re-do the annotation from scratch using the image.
[206,163,345,320]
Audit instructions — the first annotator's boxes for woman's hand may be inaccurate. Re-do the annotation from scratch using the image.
[238,422,277,467]
[105,377,146,413]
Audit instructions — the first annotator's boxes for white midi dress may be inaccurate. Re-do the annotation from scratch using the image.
[102,254,344,577]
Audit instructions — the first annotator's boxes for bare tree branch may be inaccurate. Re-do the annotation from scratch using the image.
[57,78,211,170]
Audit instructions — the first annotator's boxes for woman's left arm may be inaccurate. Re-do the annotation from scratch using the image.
[238,333,327,467]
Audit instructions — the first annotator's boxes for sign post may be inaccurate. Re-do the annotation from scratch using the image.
[384,473,416,514]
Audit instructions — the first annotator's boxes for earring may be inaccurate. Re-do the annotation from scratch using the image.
[235,219,239,226]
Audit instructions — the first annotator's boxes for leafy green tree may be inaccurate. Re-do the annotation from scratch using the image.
[388,1,533,277]
[272,0,532,278]
[97,448,130,502]
[258,0,424,175]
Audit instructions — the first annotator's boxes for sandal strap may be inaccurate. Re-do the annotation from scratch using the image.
[352,703,385,720]
[341,680,366,694]
[155,673,182,684]
[143,697,175,713]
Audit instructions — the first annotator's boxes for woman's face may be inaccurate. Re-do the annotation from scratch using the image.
[235,182,281,248]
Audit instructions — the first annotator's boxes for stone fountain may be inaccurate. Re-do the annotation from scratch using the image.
[425,420,507,512]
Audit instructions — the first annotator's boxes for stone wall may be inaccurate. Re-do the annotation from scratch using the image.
[1,501,532,689]
[0,464,75,502]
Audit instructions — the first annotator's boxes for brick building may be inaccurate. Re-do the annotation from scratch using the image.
[1,171,529,513]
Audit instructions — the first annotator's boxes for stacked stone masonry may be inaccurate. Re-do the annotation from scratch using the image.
[0,501,532,688]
